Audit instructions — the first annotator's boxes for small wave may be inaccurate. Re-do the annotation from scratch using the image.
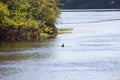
[37,57,120,72]
[58,18,120,24]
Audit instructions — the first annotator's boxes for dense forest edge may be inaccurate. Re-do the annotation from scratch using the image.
[0,0,60,42]
[58,0,120,9]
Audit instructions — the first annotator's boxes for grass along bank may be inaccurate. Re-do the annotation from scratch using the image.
[57,28,73,34]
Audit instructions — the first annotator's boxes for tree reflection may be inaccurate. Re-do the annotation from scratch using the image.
[0,53,52,62]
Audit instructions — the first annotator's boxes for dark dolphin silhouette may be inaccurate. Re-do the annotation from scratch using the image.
[61,44,64,47]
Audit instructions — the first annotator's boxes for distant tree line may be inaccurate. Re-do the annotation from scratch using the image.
[58,0,120,9]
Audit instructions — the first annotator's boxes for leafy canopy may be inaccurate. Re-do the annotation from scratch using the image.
[0,0,60,28]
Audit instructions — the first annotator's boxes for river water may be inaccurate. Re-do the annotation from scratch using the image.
[0,9,120,80]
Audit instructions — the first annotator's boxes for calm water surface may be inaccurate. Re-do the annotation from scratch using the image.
[0,10,120,80]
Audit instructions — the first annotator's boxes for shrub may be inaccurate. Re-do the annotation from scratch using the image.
[0,0,60,29]
[0,2,10,27]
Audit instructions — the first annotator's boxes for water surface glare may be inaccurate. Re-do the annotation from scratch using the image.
[0,10,120,80]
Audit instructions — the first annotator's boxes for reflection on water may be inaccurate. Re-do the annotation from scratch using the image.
[0,10,120,80]
[0,42,38,52]
[0,53,52,62]
[0,39,54,52]
[0,68,21,78]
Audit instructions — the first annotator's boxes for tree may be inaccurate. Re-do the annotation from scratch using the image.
[58,0,120,9]
[0,0,60,28]
[0,2,10,27]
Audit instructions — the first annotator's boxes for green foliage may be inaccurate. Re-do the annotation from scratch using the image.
[30,0,60,24]
[43,26,53,34]
[0,2,10,26]
[0,0,60,30]
[2,17,41,28]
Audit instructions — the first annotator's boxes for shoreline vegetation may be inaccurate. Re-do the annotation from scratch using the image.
[0,0,60,42]
[58,28,73,34]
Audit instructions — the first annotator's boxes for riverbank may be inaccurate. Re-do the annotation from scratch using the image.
[0,25,57,42]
